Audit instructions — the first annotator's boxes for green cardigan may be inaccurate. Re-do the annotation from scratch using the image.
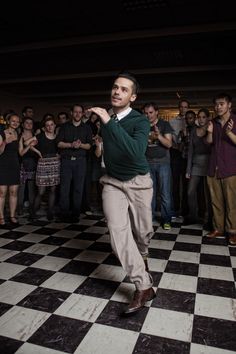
[101,109,150,181]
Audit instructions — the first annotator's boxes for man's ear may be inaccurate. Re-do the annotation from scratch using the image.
[130,94,137,103]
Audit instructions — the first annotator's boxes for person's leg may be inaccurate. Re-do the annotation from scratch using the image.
[47,185,56,219]
[34,186,46,214]
[28,179,36,213]
[72,159,86,217]
[101,174,153,291]
[207,176,225,232]
[223,175,236,234]
[187,175,201,221]
[9,185,19,221]
[0,185,7,224]
[17,183,25,215]
[59,159,72,217]
[158,163,172,225]
[149,163,157,220]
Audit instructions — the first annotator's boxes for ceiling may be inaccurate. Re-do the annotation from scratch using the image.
[0,0,236,110]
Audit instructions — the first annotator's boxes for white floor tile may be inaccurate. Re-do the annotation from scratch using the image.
[159,273,198,293]
[198,264,234,281]
[63,239,93,249]
[14,225,42,233]
[0,249,19,261]
[31,256,70,271]
[142,307,194,342]
[0,238,13,247]
[190,343,236,354]
[75,323,138,354]
[78,219,97,226]
[85,226,108,234]
[169,250,200,264]
[41,272,86,292]
[0,262,26,280]
[201,244,230,256]
[195,293,236,321]
[18,233,49,243]
[75,250,109,263]
[150,239,175,250]
[15,342,66,354]
[230,256,236,268]
[0,229,8,235]
[46,222,70,229]
[90,264,126,282]
[111,282,135,303]
[55,293,108,322]
[148,258,168,272]
[23,243,59,255]
[96,234,110,243]
[52,230,80,238]
[0,306,50,341]
[0,281,36,304]
[176,235,202,244]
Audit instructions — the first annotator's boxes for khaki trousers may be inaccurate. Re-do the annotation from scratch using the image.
[100,173,153,290]
[207,175,236,233]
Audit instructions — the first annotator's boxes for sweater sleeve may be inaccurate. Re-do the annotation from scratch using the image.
[103,116,149,160]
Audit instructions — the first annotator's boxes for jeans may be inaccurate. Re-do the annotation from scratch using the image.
[149,162,172,223]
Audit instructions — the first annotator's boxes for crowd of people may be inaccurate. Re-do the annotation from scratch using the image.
[0,72,236,313]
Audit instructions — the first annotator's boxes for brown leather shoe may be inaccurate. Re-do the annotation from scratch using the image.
[229,234,236,246]
[206,230,224,238]
[124,288,156,315]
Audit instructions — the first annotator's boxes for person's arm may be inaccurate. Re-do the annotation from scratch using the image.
[0,134,6,154]
[89,107,150,159]
[186,130,194,178]
[205,121,213,144]
[226,119,236,144]
[152,129,172,148]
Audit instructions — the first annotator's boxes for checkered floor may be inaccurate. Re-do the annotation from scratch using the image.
[0,213,236,354]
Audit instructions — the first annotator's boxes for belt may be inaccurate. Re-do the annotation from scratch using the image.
[62,155,84,161]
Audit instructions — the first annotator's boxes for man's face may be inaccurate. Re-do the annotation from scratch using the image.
[179,101,189,117]
[72,106,83,122]
[23,119,33,131]
[58,114,67,125]
[144,106,158,124]
[185,113,195,127]
[24,108,34,119]
[214,98,231,117]
[111,77,136,111]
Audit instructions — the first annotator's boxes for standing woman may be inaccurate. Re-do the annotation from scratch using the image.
[33,117,60,220]
[0,113,21,226]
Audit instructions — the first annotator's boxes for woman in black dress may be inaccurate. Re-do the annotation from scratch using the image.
[0,113,21,226]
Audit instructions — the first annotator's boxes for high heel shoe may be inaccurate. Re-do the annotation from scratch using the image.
[0,218,5,226]
[9,217,19,226]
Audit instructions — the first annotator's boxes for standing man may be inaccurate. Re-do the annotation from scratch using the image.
[169,99,190,217]
[89,72,155,315]
[57,104,92,222]
[143,102,173,229]
[206,93,236,245]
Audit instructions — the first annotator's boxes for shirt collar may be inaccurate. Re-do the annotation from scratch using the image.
[116,107,132,121]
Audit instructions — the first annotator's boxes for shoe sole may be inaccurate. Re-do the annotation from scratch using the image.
[123,291,156,315]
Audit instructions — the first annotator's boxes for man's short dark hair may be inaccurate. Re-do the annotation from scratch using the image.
[213,93,232,104]
[178,99,190,108]
[22,106,33,115]
[71,104,84,112]
[57,111,69,119]
[142,102,159,111]
[114,71,140,95]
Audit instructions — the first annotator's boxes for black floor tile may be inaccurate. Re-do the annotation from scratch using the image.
[96,300,148,332]
[151,288,195,313]
[0,231,27,239]
[197,277,236,298]
[152,233,177,241]
[88,242,112,252]
[6,252,43,266]
[65,224,89,231]
[48,247,81,259]
[192,315,236,352]
[60,260,98,276]
[11,267,55,286]
[28,314,92,353]
[202,236,228,246]
[76,232,101,241]
[33,227,58,235]
[39,236,69,246]
[2,240,34,251]
[200,254,231,267]
[75,277,119,299]
[150,271,163,287]
[103,254,121,266]
[173,242,201,253]
[0,335,23,354]
[165,260,199,276]
[179,228,202,236]
[18,287,70,312]
[0,302,12,316]
[229,247,236,256]
[133,333,190,354]
[93,220,107,227]
[148,248,171,260]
